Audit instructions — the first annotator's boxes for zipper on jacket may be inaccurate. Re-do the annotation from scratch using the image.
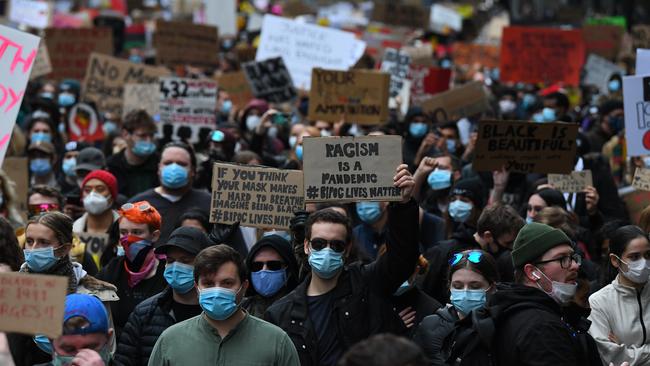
[637,290,647,346]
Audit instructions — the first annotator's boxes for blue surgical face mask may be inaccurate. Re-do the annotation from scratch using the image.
[356,201,383,224]
[394,280,413,296]
[251,269,287,297]
[542,107,556,122]
[409,122,428,138]
[129,54,143,64]
[24,246,59,272]
[221,100,233,114]
[450,289,487,315]
[58,93,76,107]
[132,140,156,157]
[161,163,189,189]
[522,94,536,110]
[103,121,118,135]
[295,145,303,161]
[30,158,52,176]
[526,216,534,224]
[62,158,76,177]
[532,112,545,123]
[164,262,195,294]
[446,139,456,154]
[448,199,473,223]
[31,132,52,143]
[289,136,298,149]
[308,247,344,279]
[199,286,241,320]
[427,168,452,190]
[33,334,52,354]
[117,245,125,256]
[39,92,54,100]
[608,79,621,92]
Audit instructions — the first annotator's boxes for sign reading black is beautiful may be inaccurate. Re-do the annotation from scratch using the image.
[242,57,296,103]
[302,136,402,202]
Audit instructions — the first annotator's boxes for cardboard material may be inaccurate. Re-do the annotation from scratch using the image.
[371,2,428,29]
[154,20,219,69]
[9,0,52,29]
[68,103,104,143]
[45,27,113,81]
[548,171,593,193]
[402,45,434,66]
[158,77,217,143]
[81,53,169,117]
[0,25,39,167]
[30,42,51,80]
[242,57,296,103]
[632,167,650,191]
[473,120,578,174]
[308,68,390,125]
[210,163,304,230]
[620,187,650,225]
[500,26,585,85]
[583,54,625,95]
[451,43,500,69]
[302,136,403,202]
[122,84,159,119]
[380,48,411,98]
[0,272,67,338]
[410,66,451,106]
[420,81,489,123]
[582,25,623,61]
[215,71,254,109]
[2,157,28,218]
[623,74,650,156]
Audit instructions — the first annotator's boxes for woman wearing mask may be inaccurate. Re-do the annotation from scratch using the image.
[524,187,567,224]
[588,225,650,366]
[413,250,498,365]
[73,170,119,236]
[240,99,269,143]
[283,126,320,170]
[402,107,433,171]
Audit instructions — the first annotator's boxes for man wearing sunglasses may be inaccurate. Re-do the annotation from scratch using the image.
[265,164,419,366]
[490,222,601,365]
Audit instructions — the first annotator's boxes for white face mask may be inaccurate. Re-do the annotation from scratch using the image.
[534,267,578,305]
[83,191,110,215]
[617,256,650,284]
[246,115,261,131]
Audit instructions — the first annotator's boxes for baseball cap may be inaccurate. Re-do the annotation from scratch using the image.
[62,294,109,335]
[74,147,106,173]
[155,226,212,255]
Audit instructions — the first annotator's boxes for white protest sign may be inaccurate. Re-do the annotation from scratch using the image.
[381,48,411,98]
[430,4,462,34]
[159,77,217,143]
[636,48,650,75]
[203,0,237,36]
[0,25,39,166]
[623,74,650,156]
[9,0,52,29]
[255,14,366,90]
[388,79,410,116]
[583,54,625,95]
[123,84,160,120]
[302,136,403,203]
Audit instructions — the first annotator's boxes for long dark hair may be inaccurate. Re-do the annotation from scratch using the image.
[605,225,648,285]
[0,217,22,271]
[448,249,499,288]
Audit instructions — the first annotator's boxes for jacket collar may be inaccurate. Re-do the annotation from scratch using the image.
[612,275,650,297]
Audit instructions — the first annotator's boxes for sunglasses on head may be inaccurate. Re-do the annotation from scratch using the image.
[121,202,152,212]
[449,251,483,266]
[309,238,347,253]
[251,260,285,272]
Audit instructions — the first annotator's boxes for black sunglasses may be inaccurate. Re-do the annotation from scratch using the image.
[251,260,285,272]
[309,238,347,253]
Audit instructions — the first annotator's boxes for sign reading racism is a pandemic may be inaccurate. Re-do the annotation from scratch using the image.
[623,74,650,157]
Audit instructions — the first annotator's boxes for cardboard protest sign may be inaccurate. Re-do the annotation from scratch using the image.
[158,77,217,143]
[583,54,625,95]
[30,41,51,80]
[632,25,650,51]
[76,232,109,266]
[620,186,650,225]
[430,4,463,34]
[451,43,500,69]
[0,25,39,166]
[548,171,593,193]
[2,157,28,219]
[256,14,365,89]
[242,58,296,103]
[380,48,411,98]
[9,0,52,29]
[500,26,585,85]
[302,136,402,203]
[420,81,489,123]
[473,120,578,174]
[402,45,434,66]
[209,163,304,230]
[45,28,113,81]
[632,168,650,191]
[122,84,159,119]
[623,74,650,156]
[308,68,390,125]
[154,20,219,69]
[636,49,650,76]
[82,53,169,117]
[371,2,428,29]
[582,25,623,61]
[216,71,254,109]
[410,66,451,106]
[67,103,103,143]
[0,272,67,338]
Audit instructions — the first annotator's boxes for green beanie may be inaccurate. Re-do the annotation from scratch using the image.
[511,223,571,268]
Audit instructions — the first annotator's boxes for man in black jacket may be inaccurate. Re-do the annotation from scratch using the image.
[113,226,212,366]
[264,164,418,366]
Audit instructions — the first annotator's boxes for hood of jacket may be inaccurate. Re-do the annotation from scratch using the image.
[245,234,299,297]
[488,282,562,315]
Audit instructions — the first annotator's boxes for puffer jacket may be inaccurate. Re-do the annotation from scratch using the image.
[413,304,459,366]
[113,287,176,366]
[588,276,650,366]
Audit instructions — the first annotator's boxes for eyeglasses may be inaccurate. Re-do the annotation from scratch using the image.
[309,238,347,253]
[251,260,285,272]
[29,203,60,216]
[449,251,483,266]
[121,202,152,212]
[535,253,582,269]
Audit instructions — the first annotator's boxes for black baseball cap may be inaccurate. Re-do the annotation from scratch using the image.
[155,226,212,255]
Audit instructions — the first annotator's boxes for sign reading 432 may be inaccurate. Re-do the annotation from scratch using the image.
[160,78,189,98]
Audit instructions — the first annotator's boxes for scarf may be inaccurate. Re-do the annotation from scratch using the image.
[21,256,78,294]
[124,249,157,288]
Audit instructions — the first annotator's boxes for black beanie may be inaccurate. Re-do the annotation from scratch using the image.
[450,177,486,209]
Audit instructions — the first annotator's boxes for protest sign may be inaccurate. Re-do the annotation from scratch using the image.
[632,25,650,50]
[302,136,402,203]
[209,163,304,230]
[623,74,650,157]
[67,103,104,143]
[389,79,410,116]
[82,53,169,117]
[76,232,109,265]
[154,20,219,69]
[242,57,296,103]
[9,0,52,29]
[0,25,39,166]
[620,186,650,225]
[30,41,51,80]
[0,272,67,338]
[451,43,500,69]
[583,54,625,95]
[410,66,451,106]
[548,171,593,193]
[371,2,428,29]
[380,48,411,98]
[420,81,489,123]
[122,84,159,120]
[255,14,365,89]
[582,25,623,61]
[158,77,217,143]
[632,167,650,191]
[216,71,254,109]
[500,26,585,85]
[430,4,463,34]
[2,157,28,219]
[402,45,434,66]
[45,28,113,81]
[308,68,390,125]
[636,49,650,76]
[202,0,237,36]
[473,120,578,174]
